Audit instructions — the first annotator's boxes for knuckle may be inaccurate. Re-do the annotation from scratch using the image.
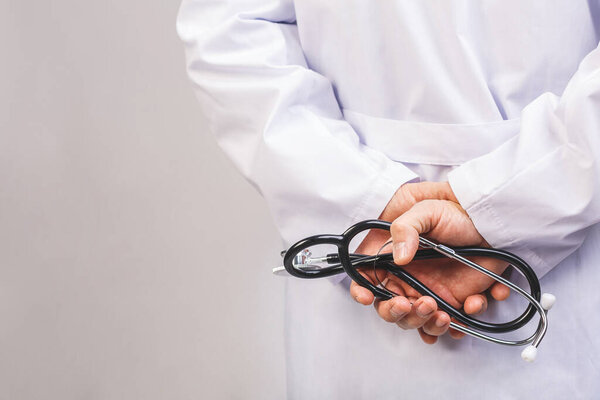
[401,183,418,204]
[390,220,404,237]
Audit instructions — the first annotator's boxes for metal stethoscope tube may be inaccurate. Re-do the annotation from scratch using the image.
[415,237,551,360]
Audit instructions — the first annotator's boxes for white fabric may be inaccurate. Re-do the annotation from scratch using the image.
[448,51,600,277]
[177,1,600,398]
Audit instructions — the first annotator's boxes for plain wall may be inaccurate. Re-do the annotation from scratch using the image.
[1,0,286,398]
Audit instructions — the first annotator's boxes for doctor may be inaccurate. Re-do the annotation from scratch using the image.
[177,1,600,398]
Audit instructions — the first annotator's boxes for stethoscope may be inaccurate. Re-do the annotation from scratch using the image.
[273,220,555,362]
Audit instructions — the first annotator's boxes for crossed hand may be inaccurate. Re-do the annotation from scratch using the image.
[351,182,510,344]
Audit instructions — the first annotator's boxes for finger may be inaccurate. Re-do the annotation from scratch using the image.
[422,311,451,337]
[355,228,392,254]
[490,281,510,301]
[418,327,438,344]
[404,181,459,203]
[390,200,441,265]
[449,329,466,340]
[382,277,406,296]
[350,280,375,305]
[350,268,390,305]
[448,319,467,340]
[380,182,457,222]
[374,296,412,322]
[463,294,488,315]
[396,296,437,330]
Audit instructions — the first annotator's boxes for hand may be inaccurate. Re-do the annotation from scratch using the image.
[350,183,510,344]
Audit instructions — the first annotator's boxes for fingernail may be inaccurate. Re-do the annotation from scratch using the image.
[390,307,406,319]
[417,303,434,318]
[393,242,408,261]
[435,317,448,328]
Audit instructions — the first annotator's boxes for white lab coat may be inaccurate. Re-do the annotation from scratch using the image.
[177,1,600,398]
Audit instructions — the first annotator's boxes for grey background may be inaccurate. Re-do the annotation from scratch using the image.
[1,0,286,398]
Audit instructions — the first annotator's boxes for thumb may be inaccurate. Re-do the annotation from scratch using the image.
[390,199,442,265]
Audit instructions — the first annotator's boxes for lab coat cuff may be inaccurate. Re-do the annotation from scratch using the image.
[448,167,554,278]
[327,163,419,285]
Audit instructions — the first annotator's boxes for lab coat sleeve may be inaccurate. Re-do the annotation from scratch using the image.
[448,42,600,278]
[176,0,418,244]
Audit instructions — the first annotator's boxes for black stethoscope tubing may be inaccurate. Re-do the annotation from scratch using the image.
[283,219,541,335]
